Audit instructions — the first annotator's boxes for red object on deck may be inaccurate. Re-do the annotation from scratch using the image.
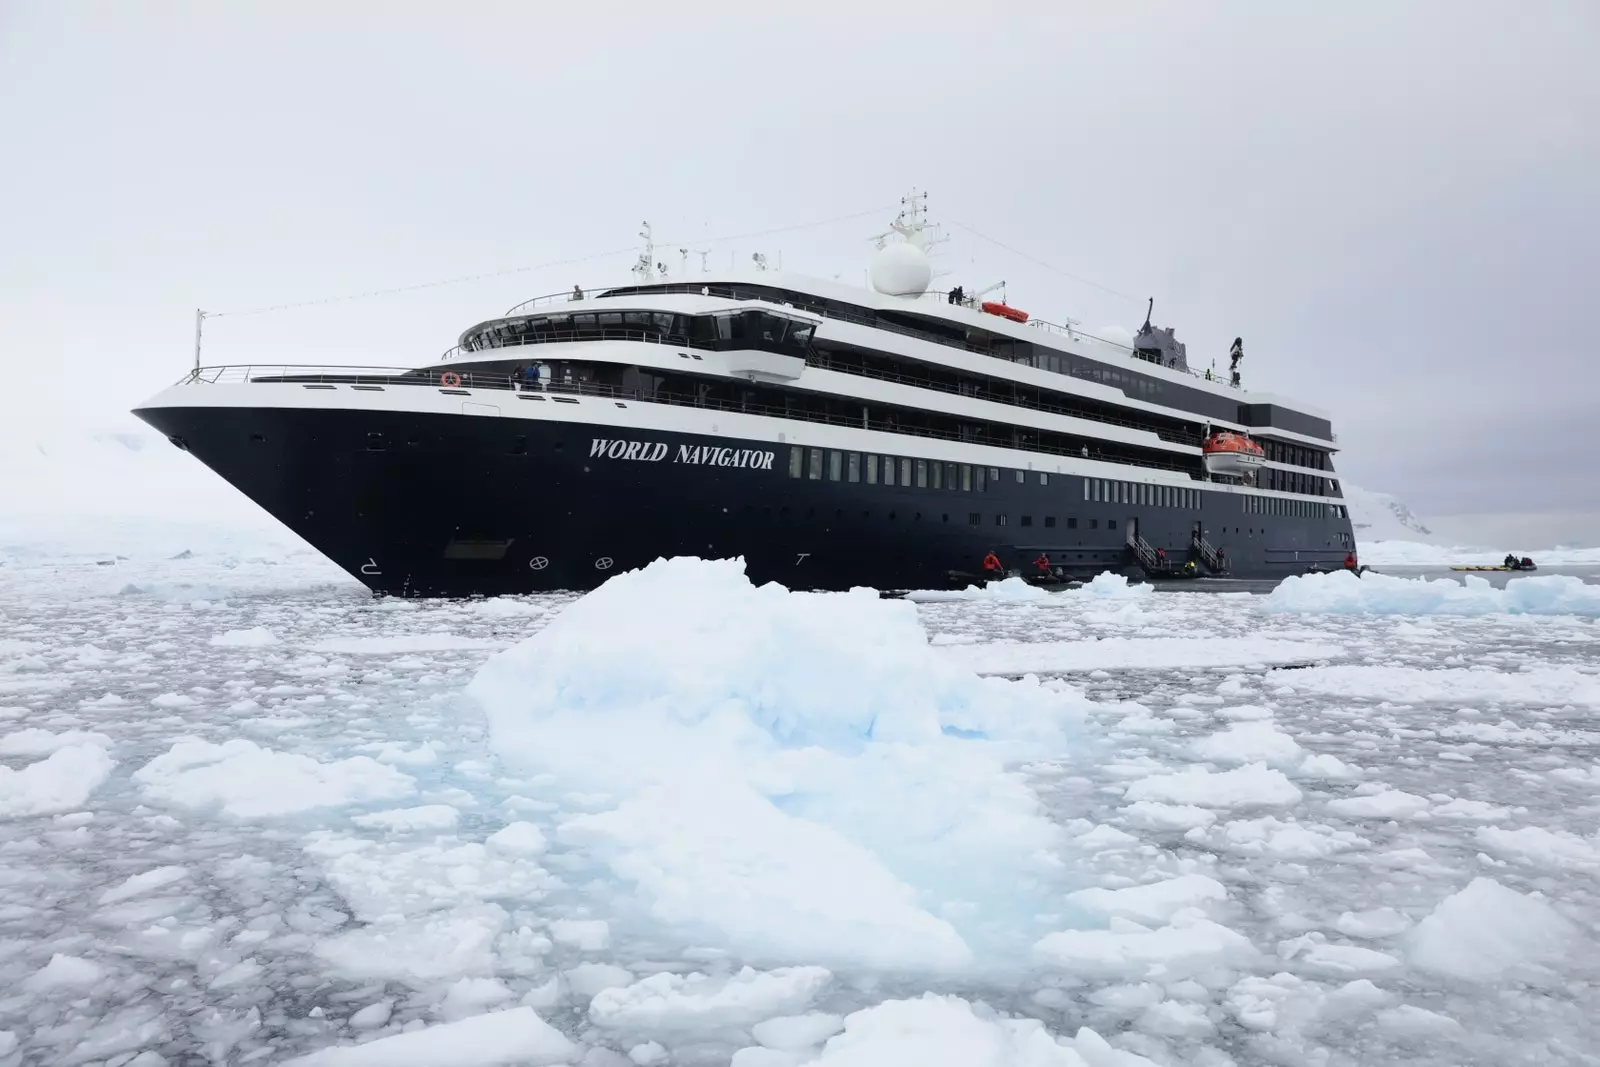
[980,301,1029,323]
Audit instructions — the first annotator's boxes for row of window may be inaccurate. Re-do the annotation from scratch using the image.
[465,309,815,358]
[1263,466,1331,496]
[786,446,1053,491]
[1262,438,1327,470]
[606,281,1325,431]
[1085,478,1199,510]
[1243,494,1346,520]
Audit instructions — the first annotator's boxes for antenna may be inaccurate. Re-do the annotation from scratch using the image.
[751,252,769,272]
[679,248,689,276]
[697,248,710,273]
[633,222,655,283]
[193,308,207,372]
[1142,297,1154,331]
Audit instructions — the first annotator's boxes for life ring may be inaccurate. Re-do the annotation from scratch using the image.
[440,372,462,387]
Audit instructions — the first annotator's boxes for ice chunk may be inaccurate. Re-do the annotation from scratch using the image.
[1264,569,1600,617]
[134,738,414,818]
[1123,763,1302,809]
[1405,877,1581,980]
[440,977,516,1020]
[0,742,116,817]
[589,966,831,1031]
[795,993,1090,1065]
[1067,874,1228,925]
[471,557,1083,969]
[207,626,279,647]
[98,865,189,904]
[1474,825,1600,870]
[1120,802,1216,831]
[486,821,547,855]
[315,906,507,982]
[550,918,611,951]
[349,1000,393,1029]
[26,952,105,989]
[281,1006,577,1066]
[1034,913,1258,979]
[628,1041,669,1065]
[1326,789,1431,820]
[0,727,112,756]
[1135,999,1215,1038]
[904,576,1049,602]
[752,1012,846,1051]
[1191,722,1303,766]
[1334,908,1411,939]
[351,805,460,832]
[1296,753,1357,780]
[565,962,634,997]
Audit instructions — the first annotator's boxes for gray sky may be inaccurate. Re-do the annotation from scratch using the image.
[3,2,1596,544]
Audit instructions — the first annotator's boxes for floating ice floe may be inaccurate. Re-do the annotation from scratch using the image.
[1263,570,1600,617]
[0,743,116,818]
[469,556,1091,970]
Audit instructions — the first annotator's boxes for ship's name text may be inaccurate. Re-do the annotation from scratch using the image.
[589,438,775,470]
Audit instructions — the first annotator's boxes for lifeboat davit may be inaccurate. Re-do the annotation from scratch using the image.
[1202,430,1266,476]
[980,301,1029,323]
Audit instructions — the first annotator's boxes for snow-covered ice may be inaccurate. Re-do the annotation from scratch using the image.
[2,521,1598,1066]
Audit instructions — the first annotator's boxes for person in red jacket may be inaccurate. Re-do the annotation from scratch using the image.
[1344,552,1358,570]
[983,552,1003,575]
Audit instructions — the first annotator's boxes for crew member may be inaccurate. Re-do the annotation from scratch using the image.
[1229,337,1243,386]
[948,285,965,305]
[570,284,584,302]
[982,551,1003,575]
[1033,553,1051,574]
[1504,553,1518,569]
[1345,551,1358,570]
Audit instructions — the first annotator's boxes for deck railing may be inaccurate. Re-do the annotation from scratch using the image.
[175,365,1201,477]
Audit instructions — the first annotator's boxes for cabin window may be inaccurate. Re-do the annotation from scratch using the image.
[882,456,896,486]
[1108,519,1117,530]
[789,446,803,478]
[1014,470,1024,484]
[807,448,823,480]
[1083,479,1090,501]
[975,466,986,492]
[995,514,1007,526]
[1067,517,1078,528]
[828,451,842,481]
[1021,515,1033,527]
[968,512,981,526]
[866,454,879,484]
[1044,516,1056,527]
[847,453,861,482]
[1039,472,1049,486]
[916,459,929,488]
[931,461,943,490]
[901,459,913,486]
[961,464,973,491]
[989,468,1000,480]
[946,463,958,490]
[1090,519,1098,529]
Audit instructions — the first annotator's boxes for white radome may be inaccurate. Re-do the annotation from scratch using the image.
[869,241,933,297]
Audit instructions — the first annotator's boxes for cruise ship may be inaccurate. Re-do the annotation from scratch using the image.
[133,197,1356,596]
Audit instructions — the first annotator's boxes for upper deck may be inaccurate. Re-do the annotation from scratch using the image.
[448,269,1336,446]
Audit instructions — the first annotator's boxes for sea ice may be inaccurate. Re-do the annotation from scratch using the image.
[1123,763,1302,809]
[1405,877,1582,981]
[0,742,116,817]
[1263,569,1600,617]
[281,1006,576,1066]
[588,966,832,1031]
[470,557,1086,969]
[1066,874,1229,925]
[134,738,415,818]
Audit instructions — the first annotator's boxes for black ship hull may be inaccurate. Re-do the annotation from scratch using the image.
[134,404,1355,597]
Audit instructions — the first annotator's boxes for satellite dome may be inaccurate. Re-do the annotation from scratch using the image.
[870,241,932,297]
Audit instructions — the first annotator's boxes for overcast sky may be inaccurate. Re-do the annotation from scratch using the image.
[3,2,1596,544]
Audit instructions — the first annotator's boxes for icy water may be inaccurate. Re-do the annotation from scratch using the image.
[1,546,1598,1066]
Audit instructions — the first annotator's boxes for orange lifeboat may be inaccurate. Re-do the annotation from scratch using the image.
[980,301,1029,323]
[1202,430,1266,476]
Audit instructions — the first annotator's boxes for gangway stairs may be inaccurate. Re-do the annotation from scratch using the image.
[1192,530,1228,573]
[1126,525,1171,577]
